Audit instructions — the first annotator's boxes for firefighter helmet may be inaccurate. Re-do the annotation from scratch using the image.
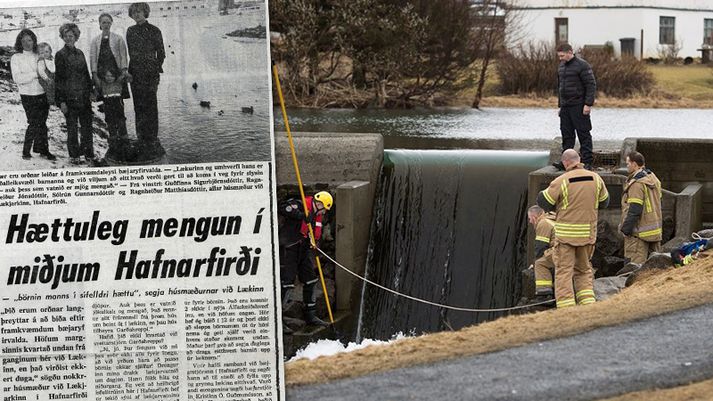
[314,191,333,210]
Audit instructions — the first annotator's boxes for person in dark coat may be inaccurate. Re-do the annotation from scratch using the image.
[555,43,597,171]
[55,23,95,165]
[126,2,165,160]
[279,192,334,329]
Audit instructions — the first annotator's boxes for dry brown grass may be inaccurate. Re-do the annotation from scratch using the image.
[286,251,713,387]
[601,377,713,401]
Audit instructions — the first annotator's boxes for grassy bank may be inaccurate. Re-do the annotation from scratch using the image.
[601,377,713,401]
[457,64,713,109]
[285,249,713,386]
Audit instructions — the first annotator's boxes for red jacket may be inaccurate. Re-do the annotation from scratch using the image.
[278,196,323,245]
[300,196,323,240]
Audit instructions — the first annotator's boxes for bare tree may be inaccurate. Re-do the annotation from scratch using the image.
[270,0,481,108]
[471,0,505,109]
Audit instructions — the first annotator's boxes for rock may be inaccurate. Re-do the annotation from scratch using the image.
[616,262,641,276]
[695,229,713,239]
[199,100,210,108]
[513,295,554,314]
[625,253,673,287]
[641,252,673,270]
[662,216,675,243]
[520,267,536,299]
[192,82,198,90]
[662,236,687,252]
[695,229,713,249]
[594,276,627,301]
[226,25,266,39]
[597,256,626,278]
[283,316,306,334]
[282,288,303,319]
[591,220,624,271]
[314,278,336,318]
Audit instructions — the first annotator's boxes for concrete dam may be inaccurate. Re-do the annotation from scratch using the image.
[275,133,710,355]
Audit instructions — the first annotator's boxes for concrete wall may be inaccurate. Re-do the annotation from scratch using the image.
[275,132,383,191]
[275,132,384,317]
[512,5,713,58]
[335,181,372,316]
[625,138,713,223]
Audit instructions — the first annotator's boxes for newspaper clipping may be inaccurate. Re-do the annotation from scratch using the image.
[0,0,283,400]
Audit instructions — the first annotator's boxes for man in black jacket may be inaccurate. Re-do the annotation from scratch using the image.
[554,43,597,171]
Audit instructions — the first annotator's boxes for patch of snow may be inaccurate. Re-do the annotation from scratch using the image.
[289,333,408,362]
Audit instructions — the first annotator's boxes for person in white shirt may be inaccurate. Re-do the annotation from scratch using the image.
[10,29,56,161]
[37,42,56,106]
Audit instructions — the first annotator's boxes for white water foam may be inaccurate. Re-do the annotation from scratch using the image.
[288,333,409,362]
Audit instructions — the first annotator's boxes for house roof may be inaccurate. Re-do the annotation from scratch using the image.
[514,0,713,12]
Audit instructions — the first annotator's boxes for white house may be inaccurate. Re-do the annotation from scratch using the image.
[510,0,713,59]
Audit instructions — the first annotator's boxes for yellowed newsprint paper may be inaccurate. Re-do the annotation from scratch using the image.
[0,0,284,400]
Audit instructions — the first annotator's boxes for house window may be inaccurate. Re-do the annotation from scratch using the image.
[705,19,713,45]
[555,18,568,44]
[659,16,675,45]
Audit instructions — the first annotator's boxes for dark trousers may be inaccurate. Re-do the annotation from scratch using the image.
[560,104,593,164]
[64,96,94,159]
[280,240,318,288]
[131,82,161,149]
[104,97,130,160]
[20,94,50,155]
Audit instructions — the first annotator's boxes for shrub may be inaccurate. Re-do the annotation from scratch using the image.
[497,42,557,96]
[580,49,654,97]
[497,41,655,98]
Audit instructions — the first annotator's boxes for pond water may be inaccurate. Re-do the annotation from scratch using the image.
[275,107,713,147]
[1,7,272,164]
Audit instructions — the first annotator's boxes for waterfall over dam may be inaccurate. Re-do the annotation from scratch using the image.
[358,149,549,340]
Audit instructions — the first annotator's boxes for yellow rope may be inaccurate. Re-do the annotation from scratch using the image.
[272,64,334,324]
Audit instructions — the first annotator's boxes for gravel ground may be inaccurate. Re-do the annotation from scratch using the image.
[288,303,713,401]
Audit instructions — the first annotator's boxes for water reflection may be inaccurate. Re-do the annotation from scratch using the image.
[275,107,713,144]
[1,8,271,164]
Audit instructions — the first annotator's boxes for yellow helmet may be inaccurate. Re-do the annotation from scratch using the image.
[314,191,333,210]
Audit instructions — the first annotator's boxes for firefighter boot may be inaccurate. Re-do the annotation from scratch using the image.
[281,286,294,334]
[534,287,555,307]
[303,282,329,327]
[281,285,293,308]
[304,306,329,327]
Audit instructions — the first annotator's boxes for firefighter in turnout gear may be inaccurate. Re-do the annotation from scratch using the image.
[528,205,557,298]
[537,149,610,308]
[620,151,663,264]
[278,191,333,328]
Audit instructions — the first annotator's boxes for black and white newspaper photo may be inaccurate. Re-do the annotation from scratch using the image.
[0,0,284,400]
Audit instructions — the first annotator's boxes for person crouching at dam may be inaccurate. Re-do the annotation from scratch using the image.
[620,151,663,265]
[537,149,609,308]
[278,191,333,330]
[528,205,556,301]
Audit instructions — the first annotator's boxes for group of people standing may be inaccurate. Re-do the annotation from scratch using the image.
[531,150,662,308]
[10,2,165,165]
[527,43,663,309]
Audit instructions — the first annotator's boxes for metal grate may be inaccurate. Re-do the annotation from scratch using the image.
[592,151,620,168]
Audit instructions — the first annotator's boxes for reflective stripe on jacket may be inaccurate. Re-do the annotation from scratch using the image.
[538,164,609,246]
[621,169,663,242]
[534,212,556,249]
